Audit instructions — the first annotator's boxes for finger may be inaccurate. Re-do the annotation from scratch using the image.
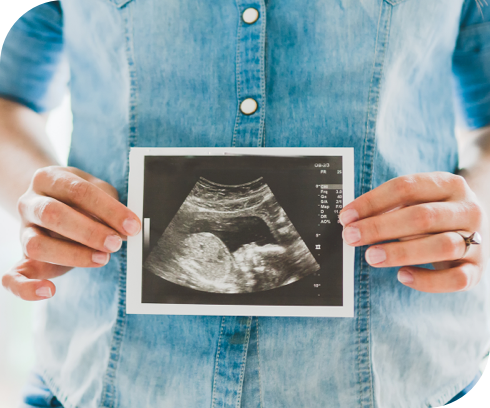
[15,258,71,279]
[342,201,481,246]
[1,258,70,301]
[339,172,469,226]
[72,207,128,241]
[396,263,481,293]
[21,226,111,267]
[47,226,127,242]
[365,232,473,268]
[22,197,124,253]
[30,167,140,236]
[398,234,432,242]
[2,271,55,301]
[66,167,120,200]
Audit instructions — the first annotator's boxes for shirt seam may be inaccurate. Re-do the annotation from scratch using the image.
[99,3,138,406]
[257,0,267,147]
[256,317,264,408]
[211,317,227,408]
[232,2,243,148]
[39,369,78,408]
[358,2,392,407]
[235,317,253,408]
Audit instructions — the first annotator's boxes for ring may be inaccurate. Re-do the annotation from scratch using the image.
[456,231,482,259]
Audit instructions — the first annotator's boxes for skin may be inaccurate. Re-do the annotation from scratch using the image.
[0,97,489,299]
[339,172,489,293]
[0,99,141,300]
[340,125,490,293]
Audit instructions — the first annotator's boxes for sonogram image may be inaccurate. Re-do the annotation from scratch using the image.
[144,177,319,293]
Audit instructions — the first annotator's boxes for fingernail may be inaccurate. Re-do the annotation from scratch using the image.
[92,251,110,265]
[104,235,122,252]
[339,209,359,226]
[36,287,52,299]
[366,247,386,265]
[123,218,140,236]
[342,226,361,244]
[398,269,414,284]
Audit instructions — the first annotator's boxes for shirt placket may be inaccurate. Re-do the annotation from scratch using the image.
[211,316,253,407]
[232,1,267,147]
[211,4,265,407]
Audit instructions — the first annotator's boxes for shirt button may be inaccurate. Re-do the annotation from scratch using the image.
[240,98,258,115]
[242,8,259,24]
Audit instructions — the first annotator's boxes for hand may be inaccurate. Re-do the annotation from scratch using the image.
[339,172,489,293]
[1,166,141,301]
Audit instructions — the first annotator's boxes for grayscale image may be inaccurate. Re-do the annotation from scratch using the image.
[127,150,353,313]
[144,177,320,293]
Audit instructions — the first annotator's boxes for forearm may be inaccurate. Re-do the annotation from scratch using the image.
[0,98,59,216]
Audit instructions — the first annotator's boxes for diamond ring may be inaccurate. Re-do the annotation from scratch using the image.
[456,231,482,259]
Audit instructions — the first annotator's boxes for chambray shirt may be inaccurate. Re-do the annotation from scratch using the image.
[1,1,490,407]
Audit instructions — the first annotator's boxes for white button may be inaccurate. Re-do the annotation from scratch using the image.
[242,8,259,24]
[240,98,258,115]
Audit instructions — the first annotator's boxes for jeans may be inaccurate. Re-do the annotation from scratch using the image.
[20,372,62,408]
[20,371,480,408]
[445,372,482,406]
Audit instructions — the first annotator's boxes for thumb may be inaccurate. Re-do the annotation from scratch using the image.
[2,258,70,301]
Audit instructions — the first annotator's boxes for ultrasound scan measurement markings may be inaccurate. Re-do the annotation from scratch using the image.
[144,218,150,250]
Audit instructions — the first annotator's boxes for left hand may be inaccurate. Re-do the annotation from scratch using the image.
[339,172,489,293]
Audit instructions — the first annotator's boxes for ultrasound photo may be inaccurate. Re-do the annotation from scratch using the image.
[144,176,320,293]
[126,147,355,317]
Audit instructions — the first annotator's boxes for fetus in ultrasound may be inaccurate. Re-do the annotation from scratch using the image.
[144,177,320,293]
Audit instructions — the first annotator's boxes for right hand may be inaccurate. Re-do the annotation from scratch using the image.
[1,166,141,301]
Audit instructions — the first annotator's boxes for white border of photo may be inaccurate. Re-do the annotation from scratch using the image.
[126,147,355,318]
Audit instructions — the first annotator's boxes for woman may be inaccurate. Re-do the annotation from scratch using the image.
[0,1,489,407]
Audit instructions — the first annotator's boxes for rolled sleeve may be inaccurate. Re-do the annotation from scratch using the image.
[0,1,68,113]
[453,2,490,129]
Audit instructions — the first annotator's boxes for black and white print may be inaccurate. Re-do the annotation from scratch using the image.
[144,176,319,293]
[127,147,355,317]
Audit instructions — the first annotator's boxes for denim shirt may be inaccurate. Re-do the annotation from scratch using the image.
[1,1,490,407]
